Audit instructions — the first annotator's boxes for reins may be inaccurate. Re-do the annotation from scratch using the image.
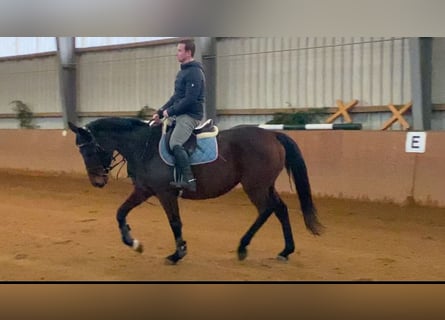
[108,152,127,180]
[140,118,166,161]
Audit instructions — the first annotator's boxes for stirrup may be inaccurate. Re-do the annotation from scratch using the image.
[169,179,196,192]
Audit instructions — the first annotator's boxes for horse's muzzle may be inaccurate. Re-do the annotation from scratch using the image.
[88,173,108,188]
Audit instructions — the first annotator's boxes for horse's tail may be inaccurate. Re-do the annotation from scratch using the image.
[275,132,324,236]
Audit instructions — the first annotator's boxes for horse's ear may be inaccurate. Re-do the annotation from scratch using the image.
[68,121,78,133]
[68,122,90,139]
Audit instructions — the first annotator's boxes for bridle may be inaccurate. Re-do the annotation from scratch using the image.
[76,129,126,178]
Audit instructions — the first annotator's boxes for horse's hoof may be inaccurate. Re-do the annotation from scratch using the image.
[237,247,248,261]
[132,240,144,253]
[165,254,180,265]
[276,254,288,261]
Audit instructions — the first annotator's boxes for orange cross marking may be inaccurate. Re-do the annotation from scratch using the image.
[325,99,358,124]
[380,102,412,130]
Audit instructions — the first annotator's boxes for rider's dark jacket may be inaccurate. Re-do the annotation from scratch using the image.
[158,60,205,120]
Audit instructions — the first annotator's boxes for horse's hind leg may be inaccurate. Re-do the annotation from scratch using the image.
[238,186,275,260]
[271,189,295,260]
[239,186,295,261]
[117,186,154,253]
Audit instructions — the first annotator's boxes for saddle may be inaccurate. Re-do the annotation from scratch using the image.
[163,118,219,155]
[158,118,219,167]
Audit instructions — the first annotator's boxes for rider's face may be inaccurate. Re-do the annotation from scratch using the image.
[176,43,192,64]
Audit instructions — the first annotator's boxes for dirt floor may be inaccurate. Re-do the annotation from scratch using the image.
[0,169,444,281]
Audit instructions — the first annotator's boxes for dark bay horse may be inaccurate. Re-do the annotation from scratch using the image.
[68,117,323,264]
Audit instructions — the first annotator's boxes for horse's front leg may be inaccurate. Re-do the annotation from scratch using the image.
[157,191,187,264]
[117,186,153,253]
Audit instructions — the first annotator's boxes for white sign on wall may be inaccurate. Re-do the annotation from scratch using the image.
[405,132,427,153]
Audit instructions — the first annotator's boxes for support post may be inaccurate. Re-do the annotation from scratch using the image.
[409,37,432,130]
[57,37,77,127]
[195,37,217,122]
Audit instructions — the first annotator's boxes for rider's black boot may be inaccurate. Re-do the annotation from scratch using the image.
[170,145,197,192]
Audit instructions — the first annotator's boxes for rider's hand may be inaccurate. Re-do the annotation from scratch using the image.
[152,113,161,124]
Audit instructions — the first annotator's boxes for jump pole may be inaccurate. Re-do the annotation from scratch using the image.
[258,123,362,130]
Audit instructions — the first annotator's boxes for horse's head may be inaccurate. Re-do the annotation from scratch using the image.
[68,122,114,188]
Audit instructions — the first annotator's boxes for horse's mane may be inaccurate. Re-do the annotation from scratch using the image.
[86,117,150,133]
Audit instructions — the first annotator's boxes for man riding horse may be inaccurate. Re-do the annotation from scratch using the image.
[152,39,205,192]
